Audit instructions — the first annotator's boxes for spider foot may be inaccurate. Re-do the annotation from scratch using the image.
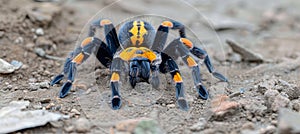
[59,81,72,98]
[196,85,209,100]
[212,72,228,82]
[50,74,64,86]
[177,97,189,111]
[111,96,122,110]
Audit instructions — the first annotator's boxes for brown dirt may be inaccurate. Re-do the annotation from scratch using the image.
[1,0,300,133]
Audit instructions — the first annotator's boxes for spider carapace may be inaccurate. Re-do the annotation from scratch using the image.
[50,18,228,110]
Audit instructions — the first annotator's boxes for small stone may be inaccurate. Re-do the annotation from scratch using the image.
[29,83,39,91]
[64,125,74,132]
[271,95,290,112]
[167,104,176,108]
[36,37,53,47]
[242,122,255,130]
[14,37,24,44]
[49,121,63,128]
[264,89,279,109]
[34,48,46,57]
[74,118,91,133]
[228,53,242,62]
[190,118,206,131]
[0,31,4,38]
[278,108,300,134]
[260,125,276,134]
[39,81,50,89]
[292,99,300,112]
[40,98,51,103]
[210,95,239,121]
[28,78,37,83]
[226,39,264,62]
[46,103,55,109]
[10,60,22,70]
[70,109,80,115]
[0,59,18,74]
[35,28,44,36]
[33,104,42,109]
[271,120,277,126]
[25,43,35,50]
[26,3,62,26]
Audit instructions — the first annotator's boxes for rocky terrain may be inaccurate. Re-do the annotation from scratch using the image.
[0,0,300,133]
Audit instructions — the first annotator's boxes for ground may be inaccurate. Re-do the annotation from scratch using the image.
[0,0,300,134]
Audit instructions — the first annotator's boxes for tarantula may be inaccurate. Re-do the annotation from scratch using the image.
[50,18,228,110]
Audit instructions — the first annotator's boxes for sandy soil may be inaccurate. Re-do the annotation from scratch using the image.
[1,0,300,133]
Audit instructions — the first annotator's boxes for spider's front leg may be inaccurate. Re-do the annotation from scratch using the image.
[160,53,189,111]
[109,57,126,110]
[50,37,109,98]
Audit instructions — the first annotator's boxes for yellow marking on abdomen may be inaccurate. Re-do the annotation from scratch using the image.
[173,72,183,83]
[129,21,148,46]
[111,72,120,82]
[186,56,197,67]
[72,53,84,64]
[119,47,156,62]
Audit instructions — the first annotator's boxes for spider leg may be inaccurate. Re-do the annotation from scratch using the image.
[110,57,125,110]
[160,52,189,111]
[50,37,105,98]
[150,20,181,88]
[152,20,227,82]
[163,38,209,100]
[188,43,228,82]
[89,19,122,68]
[89,19,120,56]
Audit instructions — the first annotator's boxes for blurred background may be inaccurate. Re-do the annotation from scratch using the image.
[0,0,300,133]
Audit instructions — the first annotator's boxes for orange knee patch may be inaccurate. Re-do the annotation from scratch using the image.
[110,72,120,82]
[173,72,183,83]
[186,56,197,67]
[161,21,173,27]
[81,37,93,47]
[180,38,193,48]
[72,53,84,64]
[100,19,112,26]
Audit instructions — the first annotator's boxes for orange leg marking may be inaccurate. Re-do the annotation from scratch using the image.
[173,72,183,83]
[111,72,120,82]
[72,53,84,64]
[186,56,197,67]
[100,19,112,26]
[161,21,173,27]
[180,38,193,48]
[81,37,93,47]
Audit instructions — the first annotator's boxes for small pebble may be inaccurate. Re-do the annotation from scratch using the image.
[0,31,4,38]
[14,37,24,44]
[35,28,44,36]
[74,118,91,133]
[167,104,176,108]
[71,108,81,115]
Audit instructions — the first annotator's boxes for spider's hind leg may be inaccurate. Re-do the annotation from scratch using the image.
[50,37,104,98]
[163,38,210,100]
[190,45,228,82]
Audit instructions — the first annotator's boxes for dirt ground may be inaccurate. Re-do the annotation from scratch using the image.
[1,0,300,134]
